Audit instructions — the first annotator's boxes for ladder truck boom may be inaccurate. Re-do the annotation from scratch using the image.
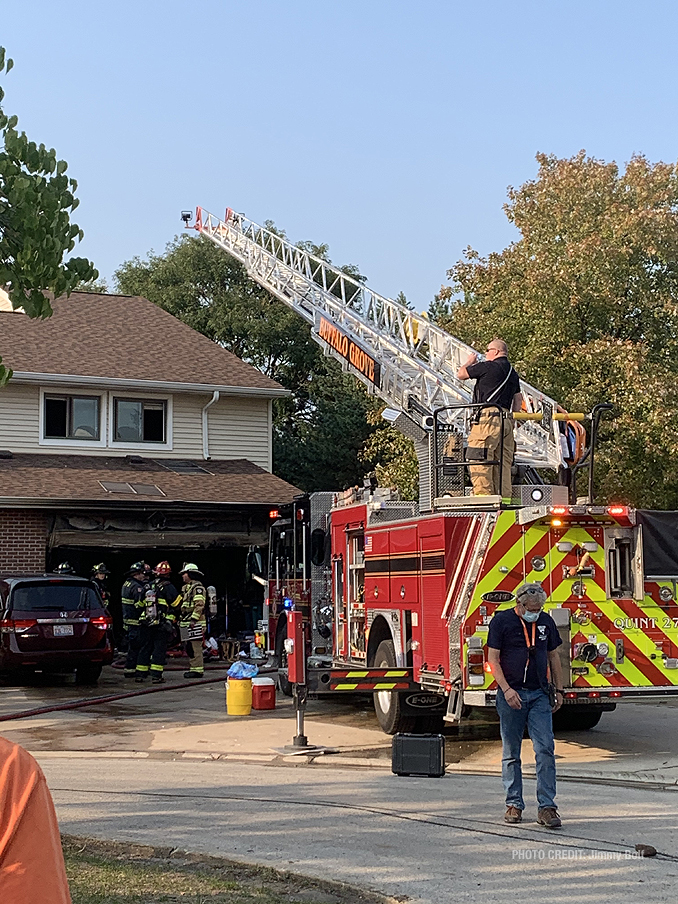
[191,206,564,472]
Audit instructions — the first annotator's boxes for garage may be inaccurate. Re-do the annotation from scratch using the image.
[0,452,298,643]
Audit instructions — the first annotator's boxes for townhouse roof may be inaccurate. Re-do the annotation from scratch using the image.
[0,292,286,396]
[0,454,298,509]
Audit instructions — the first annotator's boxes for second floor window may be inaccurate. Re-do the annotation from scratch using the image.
[44,395,100,440]
[114,398,166,443]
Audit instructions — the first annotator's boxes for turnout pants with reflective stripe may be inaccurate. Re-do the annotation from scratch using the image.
[136,622,172,675]
[186,635,204,674]
[468,410,515,497]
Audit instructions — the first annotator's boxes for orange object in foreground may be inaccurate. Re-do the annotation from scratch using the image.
[0,737,71,903]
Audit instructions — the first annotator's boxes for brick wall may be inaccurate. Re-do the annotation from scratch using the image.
[0,510,50,573]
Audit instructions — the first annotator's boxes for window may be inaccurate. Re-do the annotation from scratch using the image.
[44,395,100,440]
[114,398,166,444]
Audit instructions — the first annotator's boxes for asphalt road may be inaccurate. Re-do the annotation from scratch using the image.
[3,668,678,902]
[38,754,678,904]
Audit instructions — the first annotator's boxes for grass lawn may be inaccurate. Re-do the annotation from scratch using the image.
[62,836,393,904]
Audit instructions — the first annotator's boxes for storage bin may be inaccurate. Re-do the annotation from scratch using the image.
[252,676,276,710]
[226,678,252,715]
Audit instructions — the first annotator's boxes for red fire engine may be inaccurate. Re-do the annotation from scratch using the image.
[189,207,678,734]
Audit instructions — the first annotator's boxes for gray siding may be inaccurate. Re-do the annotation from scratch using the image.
[208,397,271,470]
[0,383,272,468]
[0,383,40,450]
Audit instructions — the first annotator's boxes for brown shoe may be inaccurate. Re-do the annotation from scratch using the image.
[504,806,522,824]
[537,807,562,828]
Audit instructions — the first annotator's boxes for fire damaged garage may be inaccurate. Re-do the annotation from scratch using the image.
[0,453,297,640]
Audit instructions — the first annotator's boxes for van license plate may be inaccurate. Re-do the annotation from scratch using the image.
[54,625,74,636]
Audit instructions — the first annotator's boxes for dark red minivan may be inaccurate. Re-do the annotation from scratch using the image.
[0,574,114,684]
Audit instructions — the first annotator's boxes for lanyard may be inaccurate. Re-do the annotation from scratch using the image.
[516,605,536,684]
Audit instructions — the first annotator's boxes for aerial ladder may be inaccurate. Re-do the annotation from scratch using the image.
[185,207,579,508]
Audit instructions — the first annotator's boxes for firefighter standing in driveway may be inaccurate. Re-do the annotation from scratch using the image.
[134,561,182,684]
[91,563,111,610]
[179,564,207,679]
[457,338,523,498]
[121,562,148,678]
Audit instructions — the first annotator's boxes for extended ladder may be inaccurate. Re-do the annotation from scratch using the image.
[193,207,564,472]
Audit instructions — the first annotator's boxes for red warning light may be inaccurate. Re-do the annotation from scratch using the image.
[607,505,627,517]
[551,506,568,515]
[269,509,279,519]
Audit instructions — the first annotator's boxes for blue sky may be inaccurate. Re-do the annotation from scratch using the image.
[2,1,678,310]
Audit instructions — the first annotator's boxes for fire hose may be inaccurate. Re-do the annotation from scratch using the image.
[0,666,276,724]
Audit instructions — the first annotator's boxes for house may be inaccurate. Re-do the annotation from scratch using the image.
[0,289,299,633]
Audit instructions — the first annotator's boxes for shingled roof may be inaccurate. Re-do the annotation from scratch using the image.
[0,292,285,394]
[0,454,298,508]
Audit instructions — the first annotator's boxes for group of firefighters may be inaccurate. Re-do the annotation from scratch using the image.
[120,561,208,682]
[56,559,208,683]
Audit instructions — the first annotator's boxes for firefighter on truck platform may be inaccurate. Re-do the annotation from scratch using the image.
[456,337,522,498]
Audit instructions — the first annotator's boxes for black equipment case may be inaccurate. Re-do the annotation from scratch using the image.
[392,733,446,777]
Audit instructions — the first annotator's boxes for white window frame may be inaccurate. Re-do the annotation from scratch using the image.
[108,391,173,451]
[39,388,107,449]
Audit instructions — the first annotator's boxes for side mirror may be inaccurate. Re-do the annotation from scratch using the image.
[311,529,326,567]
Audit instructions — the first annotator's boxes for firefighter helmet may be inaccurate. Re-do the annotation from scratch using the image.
[126,561,146,576]
[55,562,74,575]
[92,562,110,575]
[180,562,204,578]
[154,561,172,575]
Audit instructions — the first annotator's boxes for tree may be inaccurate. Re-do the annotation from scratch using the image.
[115,233,379,491]
[0,47,97,385]
[361,407,419,501]
[434,151,678,507]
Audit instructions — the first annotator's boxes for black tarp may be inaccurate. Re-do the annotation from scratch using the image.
[637,510,678,578]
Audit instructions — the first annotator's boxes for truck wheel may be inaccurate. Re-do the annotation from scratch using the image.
[552,706,603,731]
[275,623,293,697]
[372,640,416,735]
[414,715,445,734]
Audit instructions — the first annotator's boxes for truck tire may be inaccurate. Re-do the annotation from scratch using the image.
[275,623,293,697]
[372,640,416,735]
[552,706,603,731]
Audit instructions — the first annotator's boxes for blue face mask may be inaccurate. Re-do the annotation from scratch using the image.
[521,609,541,623]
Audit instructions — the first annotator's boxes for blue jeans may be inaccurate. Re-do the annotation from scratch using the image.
[496,688,557,811]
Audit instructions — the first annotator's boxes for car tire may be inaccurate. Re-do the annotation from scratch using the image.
[372,639,416,735]
[75,663,103,686]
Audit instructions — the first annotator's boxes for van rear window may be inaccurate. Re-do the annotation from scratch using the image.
[10,583,100,612]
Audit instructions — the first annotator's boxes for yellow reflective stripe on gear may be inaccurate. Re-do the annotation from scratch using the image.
[345,671,368,677]
[373,682,398,690]
[334,683,358,690]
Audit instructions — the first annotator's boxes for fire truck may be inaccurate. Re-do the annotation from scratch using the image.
[188,207,678,733]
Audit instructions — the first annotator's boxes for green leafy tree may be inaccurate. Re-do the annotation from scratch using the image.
[115,234,378,491]
[434,151,678,507]
[361,407,419,501]
[0,47,97,385]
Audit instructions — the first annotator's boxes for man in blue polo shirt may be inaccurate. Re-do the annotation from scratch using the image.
[487,582,565,828]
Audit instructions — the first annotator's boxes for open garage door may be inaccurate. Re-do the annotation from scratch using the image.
[47,545,264,644]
